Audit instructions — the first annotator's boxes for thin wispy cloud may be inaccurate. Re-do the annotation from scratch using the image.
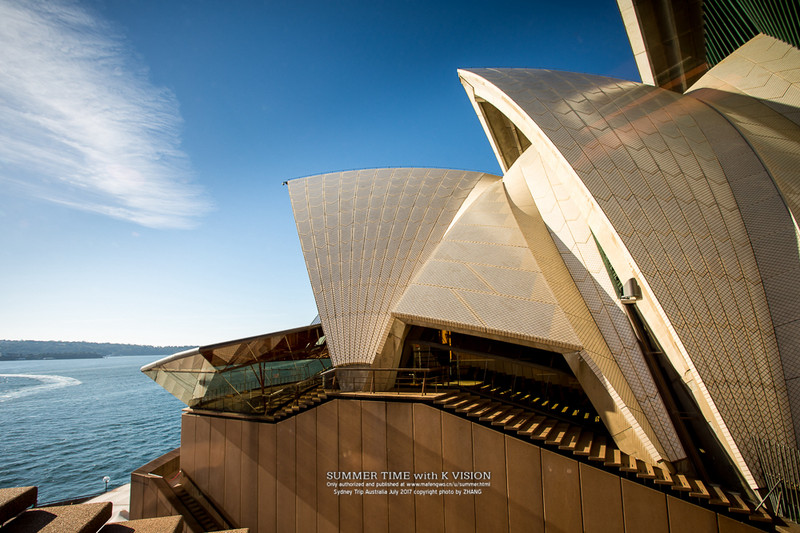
[0,0,211,228]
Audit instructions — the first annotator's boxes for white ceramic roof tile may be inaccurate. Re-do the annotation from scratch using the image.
[394,180,581,352]
[395,182,578,344]
[462,67,799,475]
[288,168,490,366]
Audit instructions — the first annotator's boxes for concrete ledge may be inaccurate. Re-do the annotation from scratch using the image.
[0,486,37,524]
[3,501,112,532]
[99,515,183,533]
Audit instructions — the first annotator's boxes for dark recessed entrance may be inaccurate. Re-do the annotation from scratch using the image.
[400,326,602,429]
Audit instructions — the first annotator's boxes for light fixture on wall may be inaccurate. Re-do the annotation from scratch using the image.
[620,278,641,304]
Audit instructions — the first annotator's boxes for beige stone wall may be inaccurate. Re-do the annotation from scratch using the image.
[178,400,761,533]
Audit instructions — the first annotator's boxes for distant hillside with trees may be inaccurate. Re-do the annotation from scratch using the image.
[0,340,194,360]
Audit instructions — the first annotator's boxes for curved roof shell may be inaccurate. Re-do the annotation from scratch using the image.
[287,168,495,367]
[459,67,798,486]
[393,178,582,353]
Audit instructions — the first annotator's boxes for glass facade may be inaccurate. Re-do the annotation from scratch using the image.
[141,324,330,415]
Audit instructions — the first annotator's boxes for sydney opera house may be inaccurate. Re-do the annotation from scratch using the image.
[115,1,800,532]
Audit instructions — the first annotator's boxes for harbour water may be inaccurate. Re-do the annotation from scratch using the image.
[0,355,184,503]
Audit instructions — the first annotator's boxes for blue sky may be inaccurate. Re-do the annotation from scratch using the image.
[0,0,639,346]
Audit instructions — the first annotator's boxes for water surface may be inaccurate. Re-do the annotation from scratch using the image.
[0,355,183,503]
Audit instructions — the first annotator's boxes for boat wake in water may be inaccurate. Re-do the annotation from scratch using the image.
[0,374,82,402]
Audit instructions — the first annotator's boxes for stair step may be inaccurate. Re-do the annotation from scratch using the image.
[433,391,463,405]
[653,466,674,486]
[708,486,731,507]
[555,404,572,416]
[531,419,557,441]
[636,460,656,480]
[588,435,607,461]
[603,447,623,467]
[505,413,536,432]
[672,474,692,492]
[544,423,570,446]
[440,392,476,406]
[445,396,477,410]
[492,409,524,427]
[574,431,594,456]
[620,453,638,473]
[688,478,711,499]
[728,493,751,514]
[462,400,493,416]
[468,402,502,418]
[527,397,543,408]
[749,504,773,523]
[480,405,513,422]
[456,399,490,413]
[558,427,583,452]
[431,379,779,525]
[175,485,220,531]
[518,416,547,437]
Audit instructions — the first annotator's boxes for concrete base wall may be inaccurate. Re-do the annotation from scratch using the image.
[130,447,204,533]
[175,399,758,533]
[177,399,761,533]
[129,475,182,523]
[130,448,182,522]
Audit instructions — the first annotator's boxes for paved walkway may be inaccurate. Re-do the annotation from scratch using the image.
[86,483,130,522]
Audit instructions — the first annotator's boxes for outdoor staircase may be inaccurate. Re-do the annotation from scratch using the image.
[432,388,777,529]
[462,372,602,428]
[270,387,329,420]
[173,484,220,532]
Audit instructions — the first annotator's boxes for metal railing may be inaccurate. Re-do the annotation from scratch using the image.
[319,357,579,395]
[321,367,441,394]
[755,436,800,521]
[189,353,584,416]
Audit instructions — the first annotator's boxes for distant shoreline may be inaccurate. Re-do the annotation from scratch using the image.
[0,352,106,361]
[0,340,193,360]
